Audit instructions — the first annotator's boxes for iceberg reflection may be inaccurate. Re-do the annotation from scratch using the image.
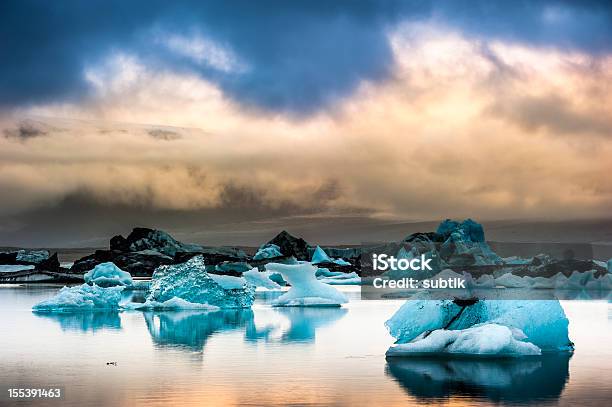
[386,354,570,403]
[33,311,121,332]
[245,307,348,343]
[143,309,253,350]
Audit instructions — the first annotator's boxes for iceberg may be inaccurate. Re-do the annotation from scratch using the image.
[215,261,252,274]
[386,323,541,357]
[386,297,573,356]
[495,273,530,288]
[84,262,133,287]
[147,256,254,308]
[33,284,124,312]
[319,272,361,285]
[124,297,220,310]
[311,246,351,266]
[253,244,283,260]
[266,262,348,307]
[0,264,35,273]
[243,268,282,289]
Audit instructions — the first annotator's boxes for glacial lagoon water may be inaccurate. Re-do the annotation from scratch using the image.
[1,285,612,406]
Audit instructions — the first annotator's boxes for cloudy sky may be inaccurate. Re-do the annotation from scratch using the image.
[1,1,612,246]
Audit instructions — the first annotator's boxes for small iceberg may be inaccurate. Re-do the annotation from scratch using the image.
[311,246,351,266]
[253,244,283,260]
[243,268,282,289]
[33,284,124,312]
[146,255,254,308]
[84,262,133,287]
[385,297,573,357]
[319,272,361,285]
[266,262,348,307]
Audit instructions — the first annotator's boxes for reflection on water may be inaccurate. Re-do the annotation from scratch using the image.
[144,309,254,350]
[386,354,571,403]
[275,307,347,342]
[2,287,612,407]
[33,311,121,332]
[143,306,349,349]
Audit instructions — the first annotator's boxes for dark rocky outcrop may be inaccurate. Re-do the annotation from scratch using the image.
[36,252,60,272]
[267,230,310,260]
[0,249,53,267]
[70,228,249,277]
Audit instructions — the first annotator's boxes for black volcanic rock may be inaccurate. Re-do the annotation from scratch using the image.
[267,230,310,260]
[121,227,203,257]
[36,252,60,272]
[111,251,174,277]
[70,228,247,277]
[110,234,129,252]
[0,252,18,264]
[70,250,114,274]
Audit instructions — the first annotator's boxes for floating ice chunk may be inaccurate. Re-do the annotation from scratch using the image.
[215,261,252,274]
[253,244,283,260]
[585,274,612,290]
[319,272,361,285]
[315,268,345,278]
[124,297,220,310]
[530,276,554,289]
[33,284,124,312]
[16,249,49,264]
[266,262,348,307]
[147,256,254,308]
[386,323,541,357]
[84,262,133,287]
[209,273,248,290]
[566,270,596,288]
[495,273,530,288]
[503,256,532,265]
[311,246,333,264]
[243,268,282,289]
[311,246,351,266]
[0,264,35,272]
[475,274,496,288]
[608,258,612,272]
[386,298,573,353]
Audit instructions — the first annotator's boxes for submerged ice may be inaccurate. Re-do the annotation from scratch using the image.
[386,298,573,357]
[266,262,348,307]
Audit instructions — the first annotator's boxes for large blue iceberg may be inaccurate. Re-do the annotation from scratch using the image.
[386,298,573,357]
[146,255,254,308]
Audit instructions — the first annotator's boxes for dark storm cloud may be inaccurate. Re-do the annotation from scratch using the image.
[148,129,182,141]
[1,1,611,114]
[2,120,48,141]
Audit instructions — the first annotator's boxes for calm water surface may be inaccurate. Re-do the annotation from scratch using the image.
[1,285,612,406]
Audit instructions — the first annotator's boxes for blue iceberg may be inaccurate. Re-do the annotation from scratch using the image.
[147,256,254,308]
[32,284,124,312]
[243,268,282,289]
[253,244,283,260]
[84,262,133,287]
[311,246,351,266]
[386,298,573,357]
